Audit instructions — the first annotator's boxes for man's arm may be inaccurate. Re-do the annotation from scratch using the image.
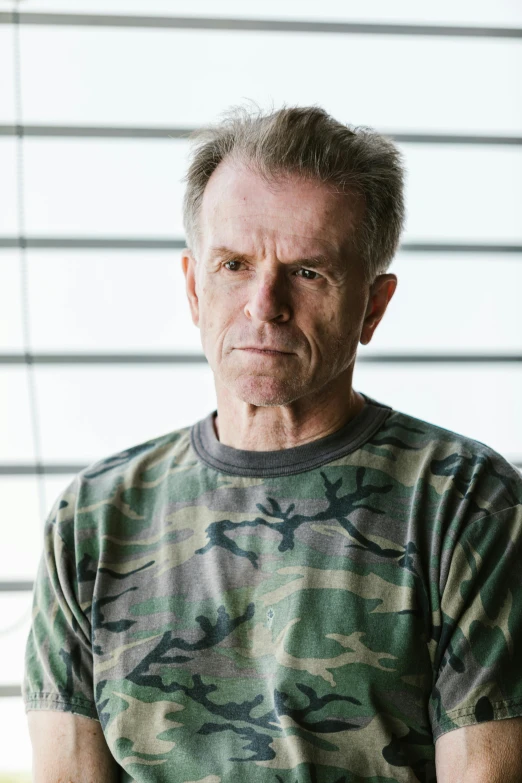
[28,711,120,782]
[435,717,522,782]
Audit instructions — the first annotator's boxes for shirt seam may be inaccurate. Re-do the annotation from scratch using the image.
[23,691,97,708]
[433,696,522,731]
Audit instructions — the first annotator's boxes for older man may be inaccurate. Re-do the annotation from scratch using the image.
[24,106,522,782]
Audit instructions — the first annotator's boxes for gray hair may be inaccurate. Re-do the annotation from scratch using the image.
[181,103,406,284]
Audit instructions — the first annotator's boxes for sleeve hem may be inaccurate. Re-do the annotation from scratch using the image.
[432,697,522,740]
[24,691,99,721]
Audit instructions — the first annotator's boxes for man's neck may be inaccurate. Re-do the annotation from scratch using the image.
[213,387,366,451]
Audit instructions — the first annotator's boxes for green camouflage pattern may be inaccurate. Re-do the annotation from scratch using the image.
[23,394,522,782]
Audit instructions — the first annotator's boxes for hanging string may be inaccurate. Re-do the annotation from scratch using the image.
[0,2,48,651]
[13,1,48,577]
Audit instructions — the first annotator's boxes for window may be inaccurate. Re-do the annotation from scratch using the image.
[0,1,520,777]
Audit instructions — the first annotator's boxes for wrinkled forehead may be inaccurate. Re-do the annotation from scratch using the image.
[198,159,363,259]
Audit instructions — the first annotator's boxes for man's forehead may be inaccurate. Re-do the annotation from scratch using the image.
[201,219,352,270]
[203,197,347,261]
[199,160,361,257]
[203,159,357,216]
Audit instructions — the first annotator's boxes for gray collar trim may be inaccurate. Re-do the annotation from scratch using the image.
[190,392,393,477]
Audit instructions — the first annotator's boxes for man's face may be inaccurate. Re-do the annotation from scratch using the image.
[182,160,389,408]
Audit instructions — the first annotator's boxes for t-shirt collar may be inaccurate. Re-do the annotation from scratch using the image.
[191,391,392,477]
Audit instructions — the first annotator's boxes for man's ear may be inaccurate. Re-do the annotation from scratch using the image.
[360,274,397,346]
[181,249,200,328]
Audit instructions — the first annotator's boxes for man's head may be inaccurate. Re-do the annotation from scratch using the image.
[181,104,405,410]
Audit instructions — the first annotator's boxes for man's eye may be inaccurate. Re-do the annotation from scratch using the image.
[296,268,321,280]
[223,260,243,271]
[223,261,320,280]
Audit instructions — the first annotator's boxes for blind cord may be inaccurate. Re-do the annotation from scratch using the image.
[13,2,47,530]
[0,4,47,646]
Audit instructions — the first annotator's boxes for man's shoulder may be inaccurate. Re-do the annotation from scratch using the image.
[56,420,199,512]
[364,399,521,512]
[46,420,201,550]
[380,409,519,476]
[80,422,195,481]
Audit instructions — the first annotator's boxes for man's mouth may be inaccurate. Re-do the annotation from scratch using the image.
[240,347,292,355]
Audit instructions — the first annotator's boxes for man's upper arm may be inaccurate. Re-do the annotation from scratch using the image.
[24,478,120,778]
[28,710,120,782]
[429,500,522,739]
[435,717,522,782]
[24,477,97,715]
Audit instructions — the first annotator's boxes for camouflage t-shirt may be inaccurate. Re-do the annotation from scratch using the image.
[23,392,522,783]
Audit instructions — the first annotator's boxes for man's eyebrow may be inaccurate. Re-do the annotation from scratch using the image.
[296,255,338,270]
[208,246,255,262]
[208,246,340,269]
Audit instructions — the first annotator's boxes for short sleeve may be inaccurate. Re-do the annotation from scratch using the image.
[22,477,98,721]
[429,502,522,740]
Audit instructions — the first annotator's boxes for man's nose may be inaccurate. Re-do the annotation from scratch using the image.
[244,269,291,323]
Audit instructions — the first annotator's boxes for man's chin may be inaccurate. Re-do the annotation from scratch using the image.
[226,376,304,407]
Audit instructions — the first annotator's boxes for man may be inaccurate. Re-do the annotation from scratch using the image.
[24,105,522,782]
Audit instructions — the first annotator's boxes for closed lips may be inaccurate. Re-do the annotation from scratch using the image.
[241,347,291,353]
